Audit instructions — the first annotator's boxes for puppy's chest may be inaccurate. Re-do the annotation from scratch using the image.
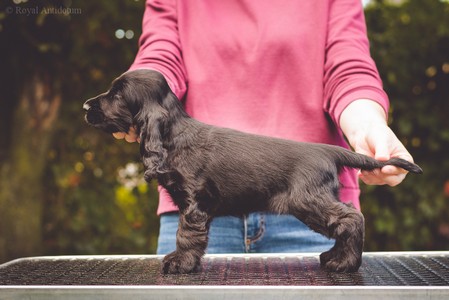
[157,171,191,208]
[158,171,183,191]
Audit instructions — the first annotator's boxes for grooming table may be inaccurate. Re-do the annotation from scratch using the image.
[1,252,448,299]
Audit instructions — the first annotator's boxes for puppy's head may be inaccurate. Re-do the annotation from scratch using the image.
[84,70,183,178]
[83,69,172,134]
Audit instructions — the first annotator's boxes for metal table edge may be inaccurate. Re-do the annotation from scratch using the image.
[2,250,449,267]
[1,285,448,300]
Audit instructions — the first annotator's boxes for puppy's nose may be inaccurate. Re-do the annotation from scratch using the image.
[83,103,91,112]
[83,98,96,112]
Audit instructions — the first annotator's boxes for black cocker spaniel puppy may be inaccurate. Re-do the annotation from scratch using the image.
[84,69,422,274]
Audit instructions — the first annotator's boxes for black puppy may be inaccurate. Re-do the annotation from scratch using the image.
[84,69,422,274]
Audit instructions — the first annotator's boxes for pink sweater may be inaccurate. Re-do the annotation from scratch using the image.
[130,0,389,214]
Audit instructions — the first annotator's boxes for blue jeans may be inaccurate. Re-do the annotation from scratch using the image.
[157,212,335,254]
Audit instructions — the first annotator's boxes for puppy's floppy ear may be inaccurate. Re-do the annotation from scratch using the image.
[139,101,169,181]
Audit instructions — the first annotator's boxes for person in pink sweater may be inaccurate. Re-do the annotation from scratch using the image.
[114,0,414,253]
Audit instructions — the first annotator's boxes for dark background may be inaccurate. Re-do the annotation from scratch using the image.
[0,0,448,263]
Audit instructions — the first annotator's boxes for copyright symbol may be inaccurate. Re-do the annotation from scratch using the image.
[5,6,14,14]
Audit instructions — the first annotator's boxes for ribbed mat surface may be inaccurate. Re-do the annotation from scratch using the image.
[1,253,448,286]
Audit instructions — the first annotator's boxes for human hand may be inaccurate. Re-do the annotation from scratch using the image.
[349,122,413,186]
[340,100,414,187]
[112,126,140,143]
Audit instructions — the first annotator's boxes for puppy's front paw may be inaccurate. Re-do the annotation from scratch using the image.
[162,251,201,274]
[319,248,362,273]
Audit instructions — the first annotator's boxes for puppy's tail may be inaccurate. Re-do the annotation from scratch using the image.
[332,147,423,174]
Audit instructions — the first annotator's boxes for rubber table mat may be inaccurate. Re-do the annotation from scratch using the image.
[1,252,448,286]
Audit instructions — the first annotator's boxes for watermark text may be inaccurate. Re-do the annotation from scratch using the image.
[5,5,82,16]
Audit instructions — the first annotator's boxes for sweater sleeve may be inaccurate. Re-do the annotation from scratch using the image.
[129,0,187,100]
[323,0,389,127]
[130,0,186,215]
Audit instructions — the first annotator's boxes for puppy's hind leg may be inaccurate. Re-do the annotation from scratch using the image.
[162,204,212,274]
[318,201,364,272]
[287,190,364,273]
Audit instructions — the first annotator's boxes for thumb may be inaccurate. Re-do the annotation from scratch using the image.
[374,141,390,161]
[371,134,404,175]
[369,129,391,161]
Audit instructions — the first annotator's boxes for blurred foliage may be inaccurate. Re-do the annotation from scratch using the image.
[362,0,449,250]
[39,0,161,255]
[0,0,160,258]
[0,0,448,260]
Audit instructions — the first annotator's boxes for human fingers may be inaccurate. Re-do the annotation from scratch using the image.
[359,168,407,186]
[124,127,138,143]
[113,132,126,139]
[124,133,138,143]
[113,127,139,143]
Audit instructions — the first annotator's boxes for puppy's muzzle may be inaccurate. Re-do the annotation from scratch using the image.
[83,99,104,125]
